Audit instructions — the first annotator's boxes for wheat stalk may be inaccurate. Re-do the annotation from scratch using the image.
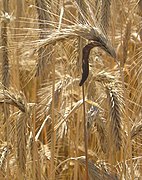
[122,20,131,67]
[35,0,51,77]
[30,138,42,180]
[12,0,25,90]
[1,2,10,177]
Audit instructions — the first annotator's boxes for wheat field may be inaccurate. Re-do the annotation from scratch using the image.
[0,0,142,179]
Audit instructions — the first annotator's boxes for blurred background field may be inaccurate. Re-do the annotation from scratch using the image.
[0,0,142,179]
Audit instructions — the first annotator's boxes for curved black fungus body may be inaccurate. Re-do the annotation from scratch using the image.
[79,43,95,86]
[79,38,116,86]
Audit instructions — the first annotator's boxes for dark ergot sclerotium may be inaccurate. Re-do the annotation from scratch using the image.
[79,29,116,86]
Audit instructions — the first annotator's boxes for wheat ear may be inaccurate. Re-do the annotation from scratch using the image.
[0,146,11,174]
[17,112,27,178]
[101,0,111,35]
[0,89,27,112]
[131,123,142,139]
[106,86,122,151]
[78,157,119,180]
